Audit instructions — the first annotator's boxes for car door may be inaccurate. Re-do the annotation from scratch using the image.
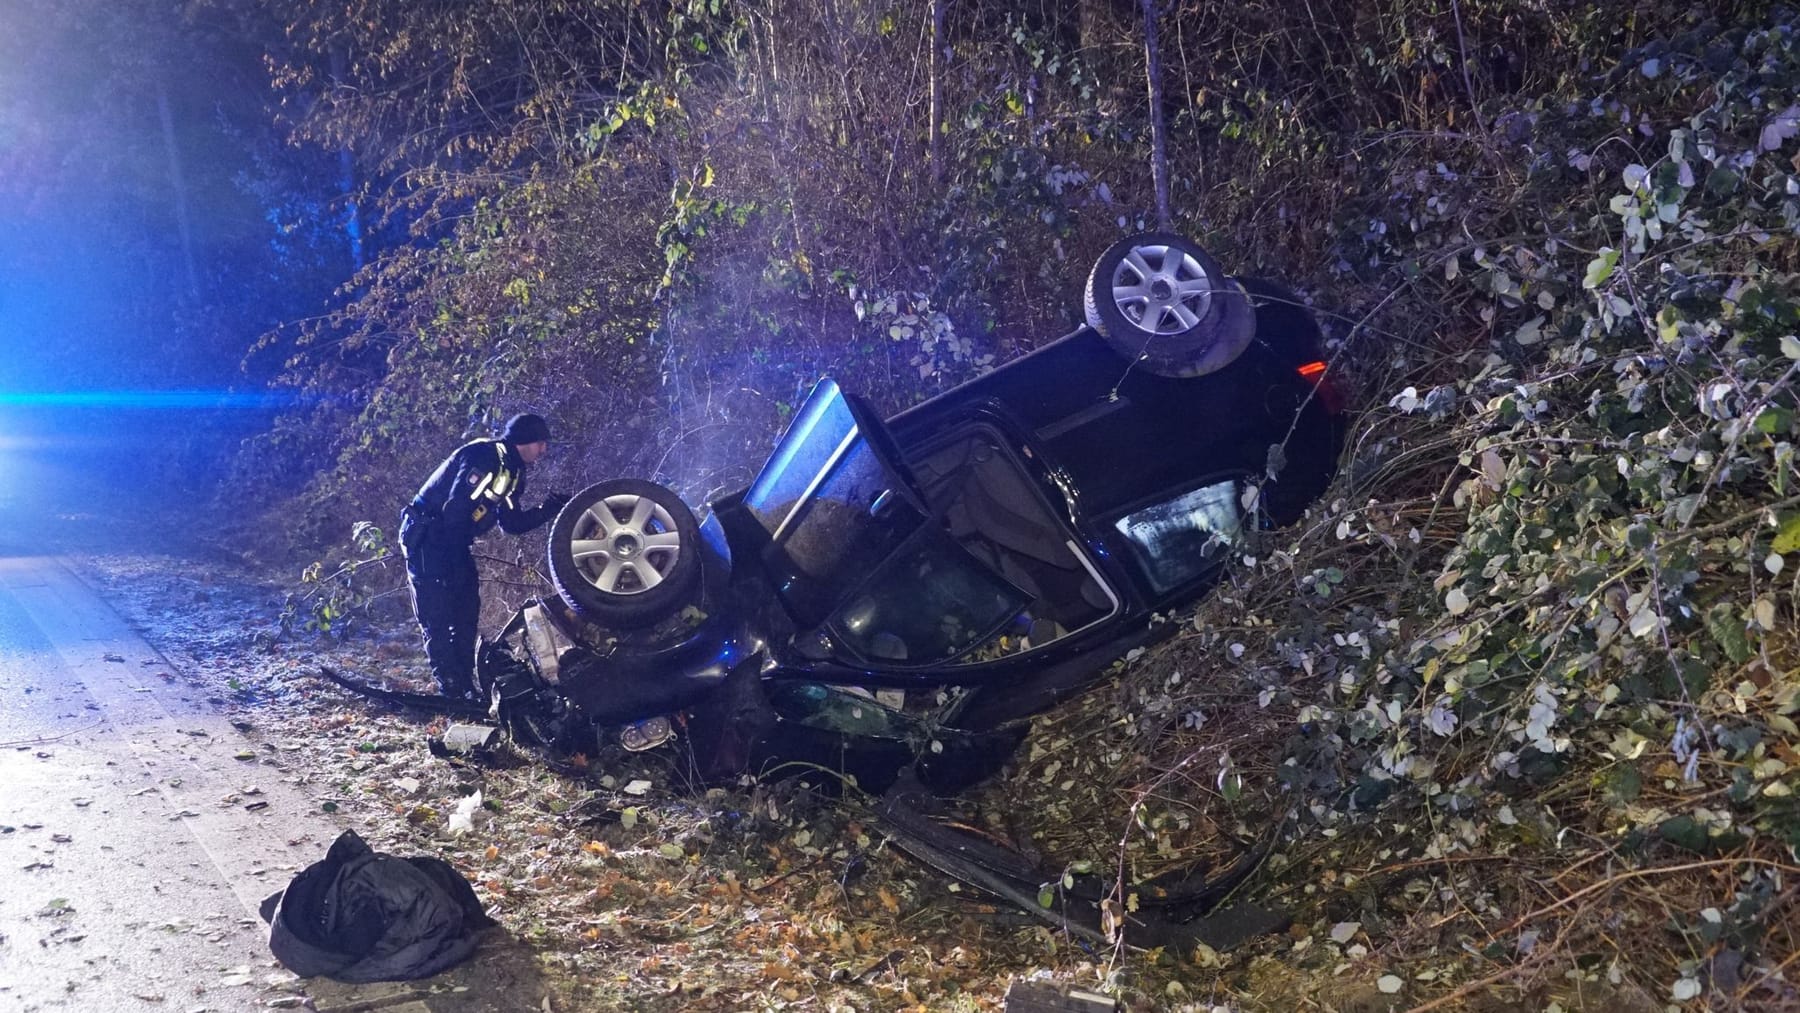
[742,379,1034,663]
[741,379,934,626]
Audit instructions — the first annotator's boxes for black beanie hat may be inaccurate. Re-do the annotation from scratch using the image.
[502,413,551,445]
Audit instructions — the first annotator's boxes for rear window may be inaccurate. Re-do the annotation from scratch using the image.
[1112,479,1245,593]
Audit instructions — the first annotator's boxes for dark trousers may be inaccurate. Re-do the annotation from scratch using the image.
[406,541,481,696]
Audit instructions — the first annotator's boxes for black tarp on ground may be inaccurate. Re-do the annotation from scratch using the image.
[260,829,496,982]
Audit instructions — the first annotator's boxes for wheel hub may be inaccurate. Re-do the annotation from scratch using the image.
[567,492,684,597]
[1112,244,1214,335]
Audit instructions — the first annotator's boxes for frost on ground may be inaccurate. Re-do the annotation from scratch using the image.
[74,549,1136,1013]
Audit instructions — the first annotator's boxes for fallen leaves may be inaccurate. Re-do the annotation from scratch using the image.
[74,552,1084,1012]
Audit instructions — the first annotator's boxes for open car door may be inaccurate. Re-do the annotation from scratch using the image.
[742,379,935,628]
[742,380,1032,664]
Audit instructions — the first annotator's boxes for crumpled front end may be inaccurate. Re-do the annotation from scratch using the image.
[540,609,756,726]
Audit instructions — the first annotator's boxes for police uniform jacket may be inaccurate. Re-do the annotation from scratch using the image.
[402,439,557,561]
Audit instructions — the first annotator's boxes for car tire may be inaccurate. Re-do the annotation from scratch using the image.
[1084,232,1256,378]
[548,478,701,628]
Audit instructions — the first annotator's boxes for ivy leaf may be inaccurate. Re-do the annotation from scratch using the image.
[1756,406,1794,434]
[1674,494,1703,525]
[1705,603,1752,663]
[1659,815,1709,853]
[1605,766,1642,806]
[1583,249,1620,289]
[1782,335,1800,360]
[1772,514,1800,554]
[1513,315,1546,346]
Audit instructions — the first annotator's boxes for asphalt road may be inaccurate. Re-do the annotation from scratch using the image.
[0,550,544,1012]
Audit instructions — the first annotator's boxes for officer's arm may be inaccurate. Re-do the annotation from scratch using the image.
[496,479,560,535]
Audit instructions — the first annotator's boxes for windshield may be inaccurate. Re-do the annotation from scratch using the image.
[828,527,1031,667]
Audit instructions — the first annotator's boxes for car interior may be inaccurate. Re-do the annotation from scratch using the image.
[910,427,1114,644]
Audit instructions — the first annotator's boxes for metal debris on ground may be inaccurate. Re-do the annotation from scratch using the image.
[1003,979,1120,1012]
[440,723,500,754]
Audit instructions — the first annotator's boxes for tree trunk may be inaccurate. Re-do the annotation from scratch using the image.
[1140,0,1171,231]
[929,0,946,184]
[154,83,199,299]
[329,47,365,271]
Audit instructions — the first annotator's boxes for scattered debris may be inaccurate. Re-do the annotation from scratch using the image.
[448,792,483,835]
[1003,979,1119,1012]
[439,724,499,755]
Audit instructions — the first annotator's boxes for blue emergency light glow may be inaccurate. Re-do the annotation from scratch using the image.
[0,390,309,409]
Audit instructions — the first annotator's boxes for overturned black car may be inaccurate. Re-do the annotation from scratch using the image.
[477,233,1345,793]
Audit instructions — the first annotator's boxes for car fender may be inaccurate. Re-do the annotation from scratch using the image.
[552,612,761,724]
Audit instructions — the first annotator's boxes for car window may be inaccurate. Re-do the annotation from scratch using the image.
[743,379,931,627]
[777,438,911,583]
[828,526,1032,667]
[1112,478,1246,593]
[744,378,861,539]
[911,429,1116,654]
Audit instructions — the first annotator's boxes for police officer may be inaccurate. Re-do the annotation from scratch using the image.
[400,413,569,698]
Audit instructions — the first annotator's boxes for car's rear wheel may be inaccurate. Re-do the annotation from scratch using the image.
[549,479,701,628]
[1084,232,1256,378]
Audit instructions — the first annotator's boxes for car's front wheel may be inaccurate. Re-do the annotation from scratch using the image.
[1084,232,1256,378]
[548,479,701,628]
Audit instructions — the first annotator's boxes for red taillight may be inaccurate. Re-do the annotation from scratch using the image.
[1297,360,1327,380]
